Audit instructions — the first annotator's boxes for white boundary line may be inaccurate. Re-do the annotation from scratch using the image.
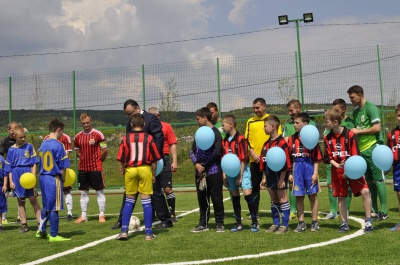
[149,215,366,265]
[22,195,366,265]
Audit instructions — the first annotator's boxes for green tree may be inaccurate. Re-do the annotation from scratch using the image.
[159,77,180,123]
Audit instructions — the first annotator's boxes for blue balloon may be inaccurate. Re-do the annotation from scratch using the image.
[195,126,215,150]
[266,146,286,172]
[299,125,320,150]
[156,159,164,177]
[372,145,393,171]
[344,155,367,180]
[221,153,241,178]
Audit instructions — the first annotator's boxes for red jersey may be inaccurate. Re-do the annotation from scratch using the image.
[44,133,72,153]
[74,129,107,171]
[161,121,177,155]
[323,127,360,164]
[117,131,162,167]
[288,132,323,162]
[221,132,249,163]
[387,126,400,164]
[260,136,292,171]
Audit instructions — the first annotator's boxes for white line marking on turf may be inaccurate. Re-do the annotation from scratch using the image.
[148,215,366,265]
[21,196,233,265]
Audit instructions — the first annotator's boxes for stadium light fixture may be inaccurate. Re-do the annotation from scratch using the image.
[278,13,314,105]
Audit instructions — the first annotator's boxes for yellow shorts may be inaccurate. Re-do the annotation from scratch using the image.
[124,165,153,195]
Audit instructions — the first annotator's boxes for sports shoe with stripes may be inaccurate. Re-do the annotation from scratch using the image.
[275,226,289,234]
[99,215,106,223]
[265,224,279,233]
[74,216,88,224]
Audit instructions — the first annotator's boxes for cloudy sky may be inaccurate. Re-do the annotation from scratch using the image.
[1,0,400,78]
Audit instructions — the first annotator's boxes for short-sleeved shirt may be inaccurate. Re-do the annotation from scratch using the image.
[74,129,107,171]
[0,155,6,186]
[353,101,383,152]
[387,126,400,164]
[117,131,162,167]
[44,133,72,153]
[214,119,226,138]
[245,114,282,162]
[259,136,292,172]
[283,119,316,138]
[161,121,177,155]
[222,132,249,163]
[38,138,71,176]
[324,127,360,164]
[288,132,323,162]
[5,143,39,171]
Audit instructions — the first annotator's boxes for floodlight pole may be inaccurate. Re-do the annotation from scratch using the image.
[287,18,305,105]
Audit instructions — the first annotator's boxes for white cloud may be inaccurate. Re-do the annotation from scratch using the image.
[228,0,253,27]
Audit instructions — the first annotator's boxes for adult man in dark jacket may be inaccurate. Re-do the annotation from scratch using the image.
[111,99,173,229]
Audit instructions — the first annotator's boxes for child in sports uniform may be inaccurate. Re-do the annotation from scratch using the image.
[324,108,373,232]
[260,115,292,234]
[0,155,7,232]
[5,125,41,233]
[37,119,71,241]
[116,114,162,241]
[221,115,258,232]
[387,104,400,231]
[288,113,323,232]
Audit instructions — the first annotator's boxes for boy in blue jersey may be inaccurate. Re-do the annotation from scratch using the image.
[36,119,71,242]
[0,155,7,232]
[5,125,41,233]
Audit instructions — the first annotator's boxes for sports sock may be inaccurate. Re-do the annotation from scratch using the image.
[244,193,257,224]
[253,191,260,216]
[65,193,73,215]
[367,180,378,214]
[271,203,280,226]
[121,197,136,231]
[376,180,388,214]
[328,187,337,214]
[96,189,106,216]
[289,190,297,214]
[281,201,290,227]
[231,195,241,223]
[346,193,352,212]
[39,209,49,232]
[80,190,89,219]
[49,211,59,237]
[166,192,176,216]
[142,198,153,234]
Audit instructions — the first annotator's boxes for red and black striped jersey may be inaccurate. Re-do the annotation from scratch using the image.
[387,126,400,163]
[222,132,249,163]
[74,129,107,171]
[324,127,360,164]
[288,132,323,162]
[260,136,292,171]
[117,131,162,167]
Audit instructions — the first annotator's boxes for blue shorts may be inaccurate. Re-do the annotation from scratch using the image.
[227,165,252,191]
[12,167,38,198]
[292,158,318,196]
[39,175,64,211]
[266,169,288,190]
[393,163,400,192]
[0,191,7,213]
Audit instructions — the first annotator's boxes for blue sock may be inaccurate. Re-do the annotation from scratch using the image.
[142,198,153,234]
[39,209,49,232]
[281,201,290,227]
[271,203,280,226]
[121,197,136,232]
[49,211,59,237]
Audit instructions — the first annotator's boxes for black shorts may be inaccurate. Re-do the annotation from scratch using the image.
[158,155,173,189]
[78,171,105,191]
[266,169,288,190]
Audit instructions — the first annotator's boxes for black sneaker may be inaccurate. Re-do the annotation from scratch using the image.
[338,223,350,233]
[216,225,225,233]
[377,212,389,221]
[171,215,178,223]
[191,225,209,233]
[66,215,73,221]
[110,221,122,230]
[310,222,320,232]
[294,223,307,233]
[155,222,173,229]
[16,217,21,223]
[20,224,29,233]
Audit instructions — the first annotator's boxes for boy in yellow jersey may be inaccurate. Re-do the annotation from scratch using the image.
[245,98,282,219]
